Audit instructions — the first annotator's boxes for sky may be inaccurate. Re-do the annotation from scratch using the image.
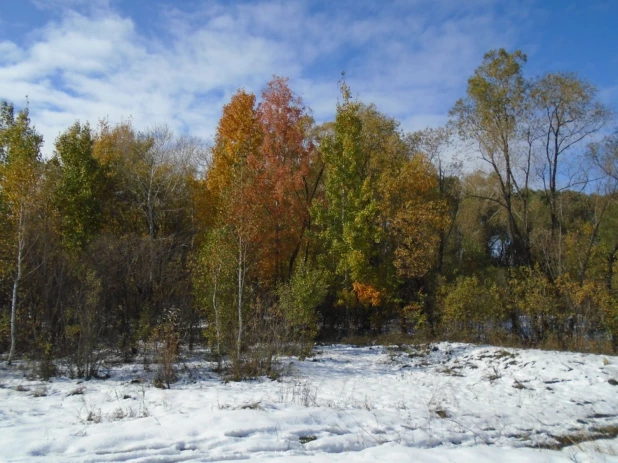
[0,0,616,156]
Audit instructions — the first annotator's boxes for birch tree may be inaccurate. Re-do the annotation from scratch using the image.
[0,101,43,363]
[204,89,262,374]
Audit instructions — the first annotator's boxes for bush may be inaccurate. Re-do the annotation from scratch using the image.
[556,276,611,350]
[439,275,504,341]
[508,266,560,343]
[277,265,327,358]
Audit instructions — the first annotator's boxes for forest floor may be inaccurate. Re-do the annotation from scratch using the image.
[1,342,618,462]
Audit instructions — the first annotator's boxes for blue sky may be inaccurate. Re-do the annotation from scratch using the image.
[0,0,616,155]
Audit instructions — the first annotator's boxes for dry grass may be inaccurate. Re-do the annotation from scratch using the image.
[533,425,618,450]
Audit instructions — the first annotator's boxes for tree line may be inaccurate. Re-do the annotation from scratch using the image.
[1,49,617,380]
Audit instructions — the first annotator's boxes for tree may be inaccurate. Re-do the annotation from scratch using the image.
[88,120,199,355]
[312,79,382,332]
[205,89,262,372]
[589,128,618,187]
[451,49,532,266]
[207,90,262,222]
[380,153,448,332]
[407,127,461,275]
[530,73,610,277]
[389,155,447,280]
[127,125,197,240]
[588,130,618,289]
[455,171,509,269]
[92,120,150,236]
[53,122,104,253]
[0,100,43,363]
[193,228,237,368]
[246,77,317,286]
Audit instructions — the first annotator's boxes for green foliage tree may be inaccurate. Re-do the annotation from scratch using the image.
[312,79,382,332]
[277,264,328,357]
[53,121,104,253]
[193,227,237,368]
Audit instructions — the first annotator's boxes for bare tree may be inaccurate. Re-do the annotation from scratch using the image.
[531,73,611,235]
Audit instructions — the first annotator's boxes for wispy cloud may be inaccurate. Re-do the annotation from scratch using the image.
[0,0,522,154]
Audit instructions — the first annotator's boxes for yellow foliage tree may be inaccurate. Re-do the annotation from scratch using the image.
[0,101,43,363]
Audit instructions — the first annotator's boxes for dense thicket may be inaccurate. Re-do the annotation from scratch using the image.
[2,52,617,380]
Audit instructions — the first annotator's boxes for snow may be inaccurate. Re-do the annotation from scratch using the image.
[1,342,618,462]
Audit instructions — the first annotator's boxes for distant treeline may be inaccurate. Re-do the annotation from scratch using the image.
[1,49,617,380]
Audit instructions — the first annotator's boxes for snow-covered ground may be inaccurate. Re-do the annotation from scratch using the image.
[1,342,618,462]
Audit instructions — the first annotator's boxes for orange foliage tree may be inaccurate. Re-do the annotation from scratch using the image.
[203,89,263,369]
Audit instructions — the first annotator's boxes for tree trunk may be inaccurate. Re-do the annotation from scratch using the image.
[212,263,222,368]
[236,237,244,369]
[606,245,618,291]
[8,204,25,365]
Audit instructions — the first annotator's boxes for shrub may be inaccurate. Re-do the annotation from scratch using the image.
[277,265,327,358]
[508,266,560,343]
[439,275,504,341]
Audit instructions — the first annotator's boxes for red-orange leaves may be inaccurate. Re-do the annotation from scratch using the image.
[352,282,382,307]
[247,77,316,285]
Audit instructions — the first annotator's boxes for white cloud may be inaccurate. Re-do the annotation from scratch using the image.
[0,0,522,156]
[0,41,24,63]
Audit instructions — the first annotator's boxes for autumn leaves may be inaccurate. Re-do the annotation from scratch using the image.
[194,76,447,371]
